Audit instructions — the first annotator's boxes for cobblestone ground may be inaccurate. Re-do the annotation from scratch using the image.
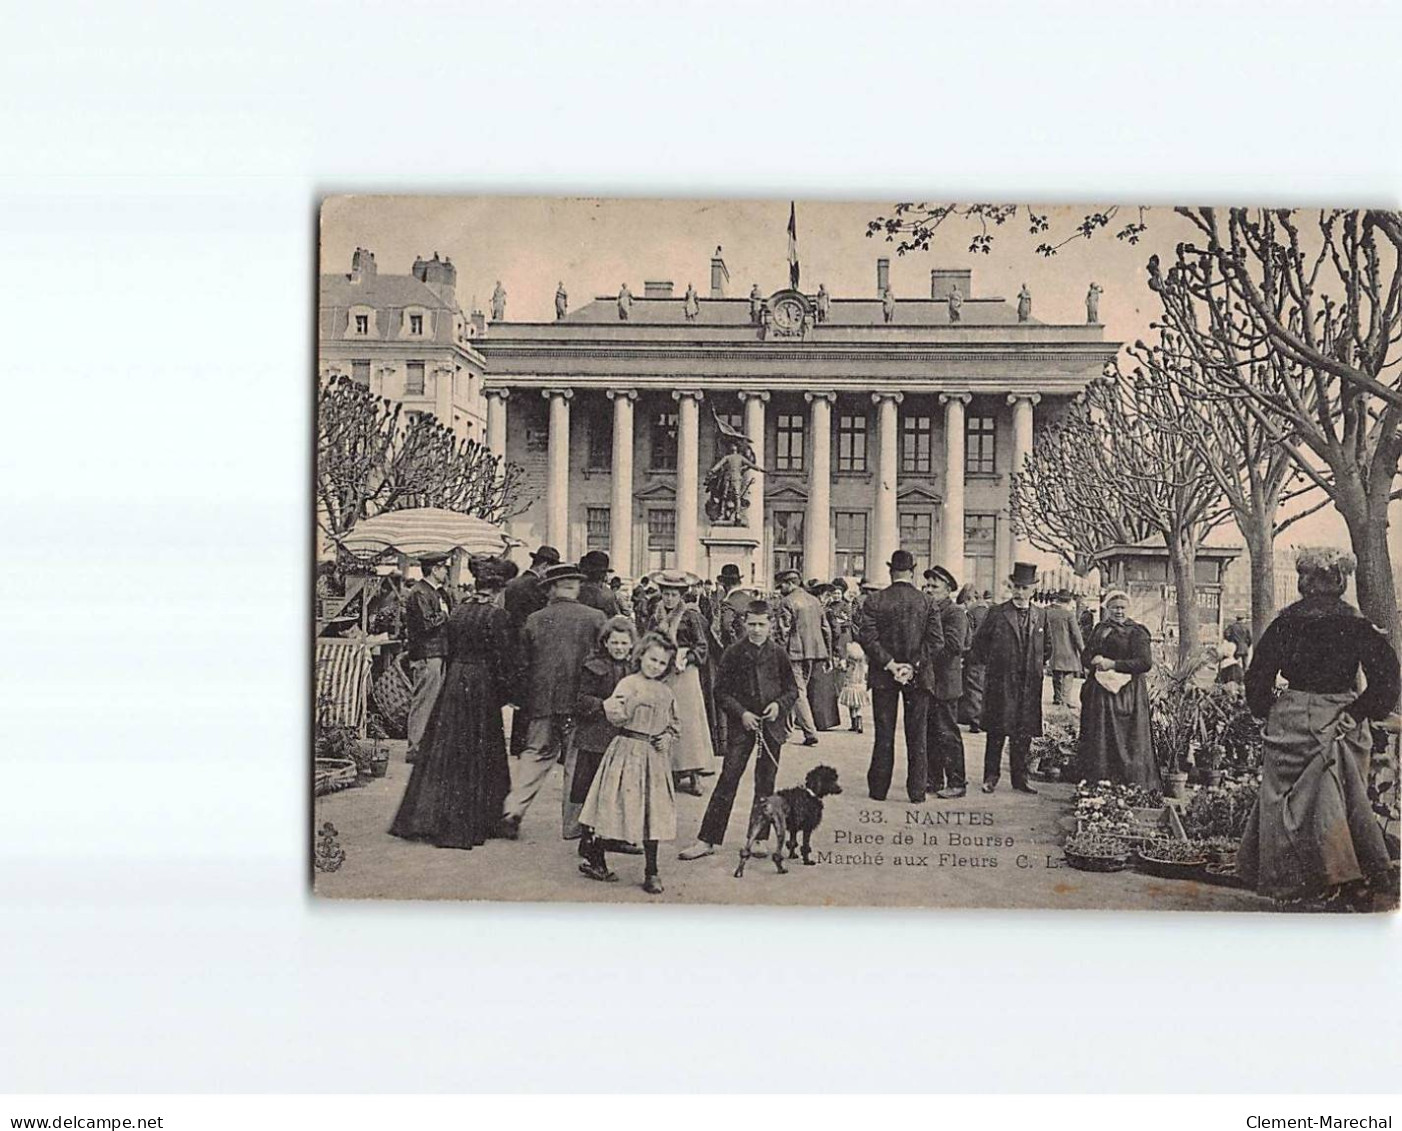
[314,696,1274,913]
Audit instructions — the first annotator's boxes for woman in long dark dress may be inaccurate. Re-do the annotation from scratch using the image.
[1077,589,1160,789]
[1237,548,1399,905]
[389,555,520,849]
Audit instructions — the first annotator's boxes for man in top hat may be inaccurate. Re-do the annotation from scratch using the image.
[923,565,970,798]
[499,562,607,840]
[403,552,454,763]
[1046,589,1086,707]
[578,550,620,617]
[968,562,1053,794]
[776,567,832,747]
[855,549,947,803]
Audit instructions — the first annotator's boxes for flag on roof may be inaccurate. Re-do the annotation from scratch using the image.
[787,201,800,289]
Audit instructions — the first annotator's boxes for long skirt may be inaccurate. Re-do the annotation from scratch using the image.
[389,660,509,850]
[667,664,715,773]
[1236,689,1390,901]
[1077,676,1160,789]
[809,663,841,731]
[580,734,678,843]
[958,663,986,726]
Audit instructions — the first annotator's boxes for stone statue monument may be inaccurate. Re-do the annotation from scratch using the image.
[555,282,568,320]
[1016,284,1032,323]
[881,285,896,324]
[816,284,830,323]
[749,284,763,324]
[948,289,963,323]
[704,409,764,525]
[490,281,506,322]
[1086,282,1103,324]
[683,283,700,322]
[617,284,633,321]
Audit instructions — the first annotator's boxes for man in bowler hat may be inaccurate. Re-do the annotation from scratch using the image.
[968,562,1052,793]
[855,549,946,803]
[578,550,620,616]
[502,545,561,755]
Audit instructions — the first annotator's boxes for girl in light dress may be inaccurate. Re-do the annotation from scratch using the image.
[578,633,681,895]
[839,639,869,734]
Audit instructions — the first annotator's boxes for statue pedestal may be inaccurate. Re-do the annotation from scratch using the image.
[701,531,761,588]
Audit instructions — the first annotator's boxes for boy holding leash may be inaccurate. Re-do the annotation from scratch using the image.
[678,600,799,861]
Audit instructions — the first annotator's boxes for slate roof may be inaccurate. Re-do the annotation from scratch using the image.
[320,272,458,312]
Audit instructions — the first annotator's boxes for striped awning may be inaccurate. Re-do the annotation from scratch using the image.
[336,507,508,560]
[315,638,374,731]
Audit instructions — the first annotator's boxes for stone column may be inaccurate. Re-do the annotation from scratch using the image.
[871,391,902,579]
[485,388,510,459]
[433,365,454,426]
[940,392,971,574]
[673,389,704,573]
[607,389,637,578]
[372,363,393,397]
[1007,393,1040,563]
[542,388,573,554]
[739,390,769,561]
[804,391,836,580]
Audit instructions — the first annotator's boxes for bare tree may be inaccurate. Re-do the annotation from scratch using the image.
[867,203,1150,258]
[1151,208,1402,651]
[316,374,531,538]
[1012,372,1231,662]
[1125,338,1326,642]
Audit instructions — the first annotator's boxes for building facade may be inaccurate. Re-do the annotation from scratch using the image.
[318,248,489,441]
[475,252,1120,591]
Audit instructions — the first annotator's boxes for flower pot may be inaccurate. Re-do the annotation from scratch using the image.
[370,754,390,779]
[1203,769,1225,788]
[1065,848,1132,873]
[1164,771,1191,799]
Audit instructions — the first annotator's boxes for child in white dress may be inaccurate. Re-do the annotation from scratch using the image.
[578,633,681,894]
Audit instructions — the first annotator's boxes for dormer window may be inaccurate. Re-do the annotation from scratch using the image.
[355,314,368,335]
[346,305,377,339]
[410,314,423,335]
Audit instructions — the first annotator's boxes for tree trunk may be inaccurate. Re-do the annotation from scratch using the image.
[1166,534,1200,669]
[1347,506,1401,664]
[1244,526,1277,645]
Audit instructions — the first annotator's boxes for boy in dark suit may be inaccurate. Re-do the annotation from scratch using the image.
[679,601,799,860]
[922,565,970,798]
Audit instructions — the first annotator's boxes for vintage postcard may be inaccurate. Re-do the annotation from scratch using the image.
[313,196,1402,912]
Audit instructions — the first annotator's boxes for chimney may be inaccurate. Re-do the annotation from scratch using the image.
[416,252,457,303]
[931,268,972,301]
[876,257,890,295]
[644,280,674,299]
[469,309,486,336]
[350,247,377,284]
[710,246,730,299]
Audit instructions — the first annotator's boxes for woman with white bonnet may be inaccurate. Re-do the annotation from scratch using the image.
[1077,589,1159,788]
[1237,547,1399,907]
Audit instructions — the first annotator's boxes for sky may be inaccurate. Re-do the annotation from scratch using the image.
[321,196,1401,563]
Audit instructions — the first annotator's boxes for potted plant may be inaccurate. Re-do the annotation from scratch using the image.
[1134,835,1209,881]
[1198,743,1226,788]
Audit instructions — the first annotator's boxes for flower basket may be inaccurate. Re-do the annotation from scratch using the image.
[1134,846,1209,882]
[1201,861,1247,889]
[369,749,391,778]
[315,757,358,796]
[372,657,413,739]
[1065,847,1133,873]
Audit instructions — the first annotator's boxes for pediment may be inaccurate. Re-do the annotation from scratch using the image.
[765,482,809,503]
[634,480,677,501]
[897,483,944,505]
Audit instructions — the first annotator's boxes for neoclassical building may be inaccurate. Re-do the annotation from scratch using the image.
[476,252,1119,592]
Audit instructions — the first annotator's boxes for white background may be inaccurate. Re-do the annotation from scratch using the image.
[1,0,1399,1094]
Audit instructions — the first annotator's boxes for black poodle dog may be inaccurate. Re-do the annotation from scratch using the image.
[734,764,842,877]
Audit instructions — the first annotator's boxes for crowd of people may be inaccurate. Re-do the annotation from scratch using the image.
[352,538,1398,906]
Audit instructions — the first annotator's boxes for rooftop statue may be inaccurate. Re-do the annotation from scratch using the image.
[948,289,963,323]
[555,282,568,320]
[490,281,506,321]
[1016,284,1032,323]
[683,283,700,322]
[1086,282,1103,324]
[618,283,633,321]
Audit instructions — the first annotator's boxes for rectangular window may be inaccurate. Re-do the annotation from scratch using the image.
[405,361,425,396]
[646,508,676,571]
[833,511,868,578]
[775,413,805,472]
[409,313,424,335]
[651,411,678,471]
[586,507,611,551]
[836,412,868,473]
[354,314,369,335]
[588,410,612,470]
[350,359,370,387]
[714,409,743,438]
[772,509,804,579]
[902,414,932,474]
[899,511,933,576]
[966,414,996,474]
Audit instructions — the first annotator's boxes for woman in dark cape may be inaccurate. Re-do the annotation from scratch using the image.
[1077,589,1159,789]
[390,555,520,849]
